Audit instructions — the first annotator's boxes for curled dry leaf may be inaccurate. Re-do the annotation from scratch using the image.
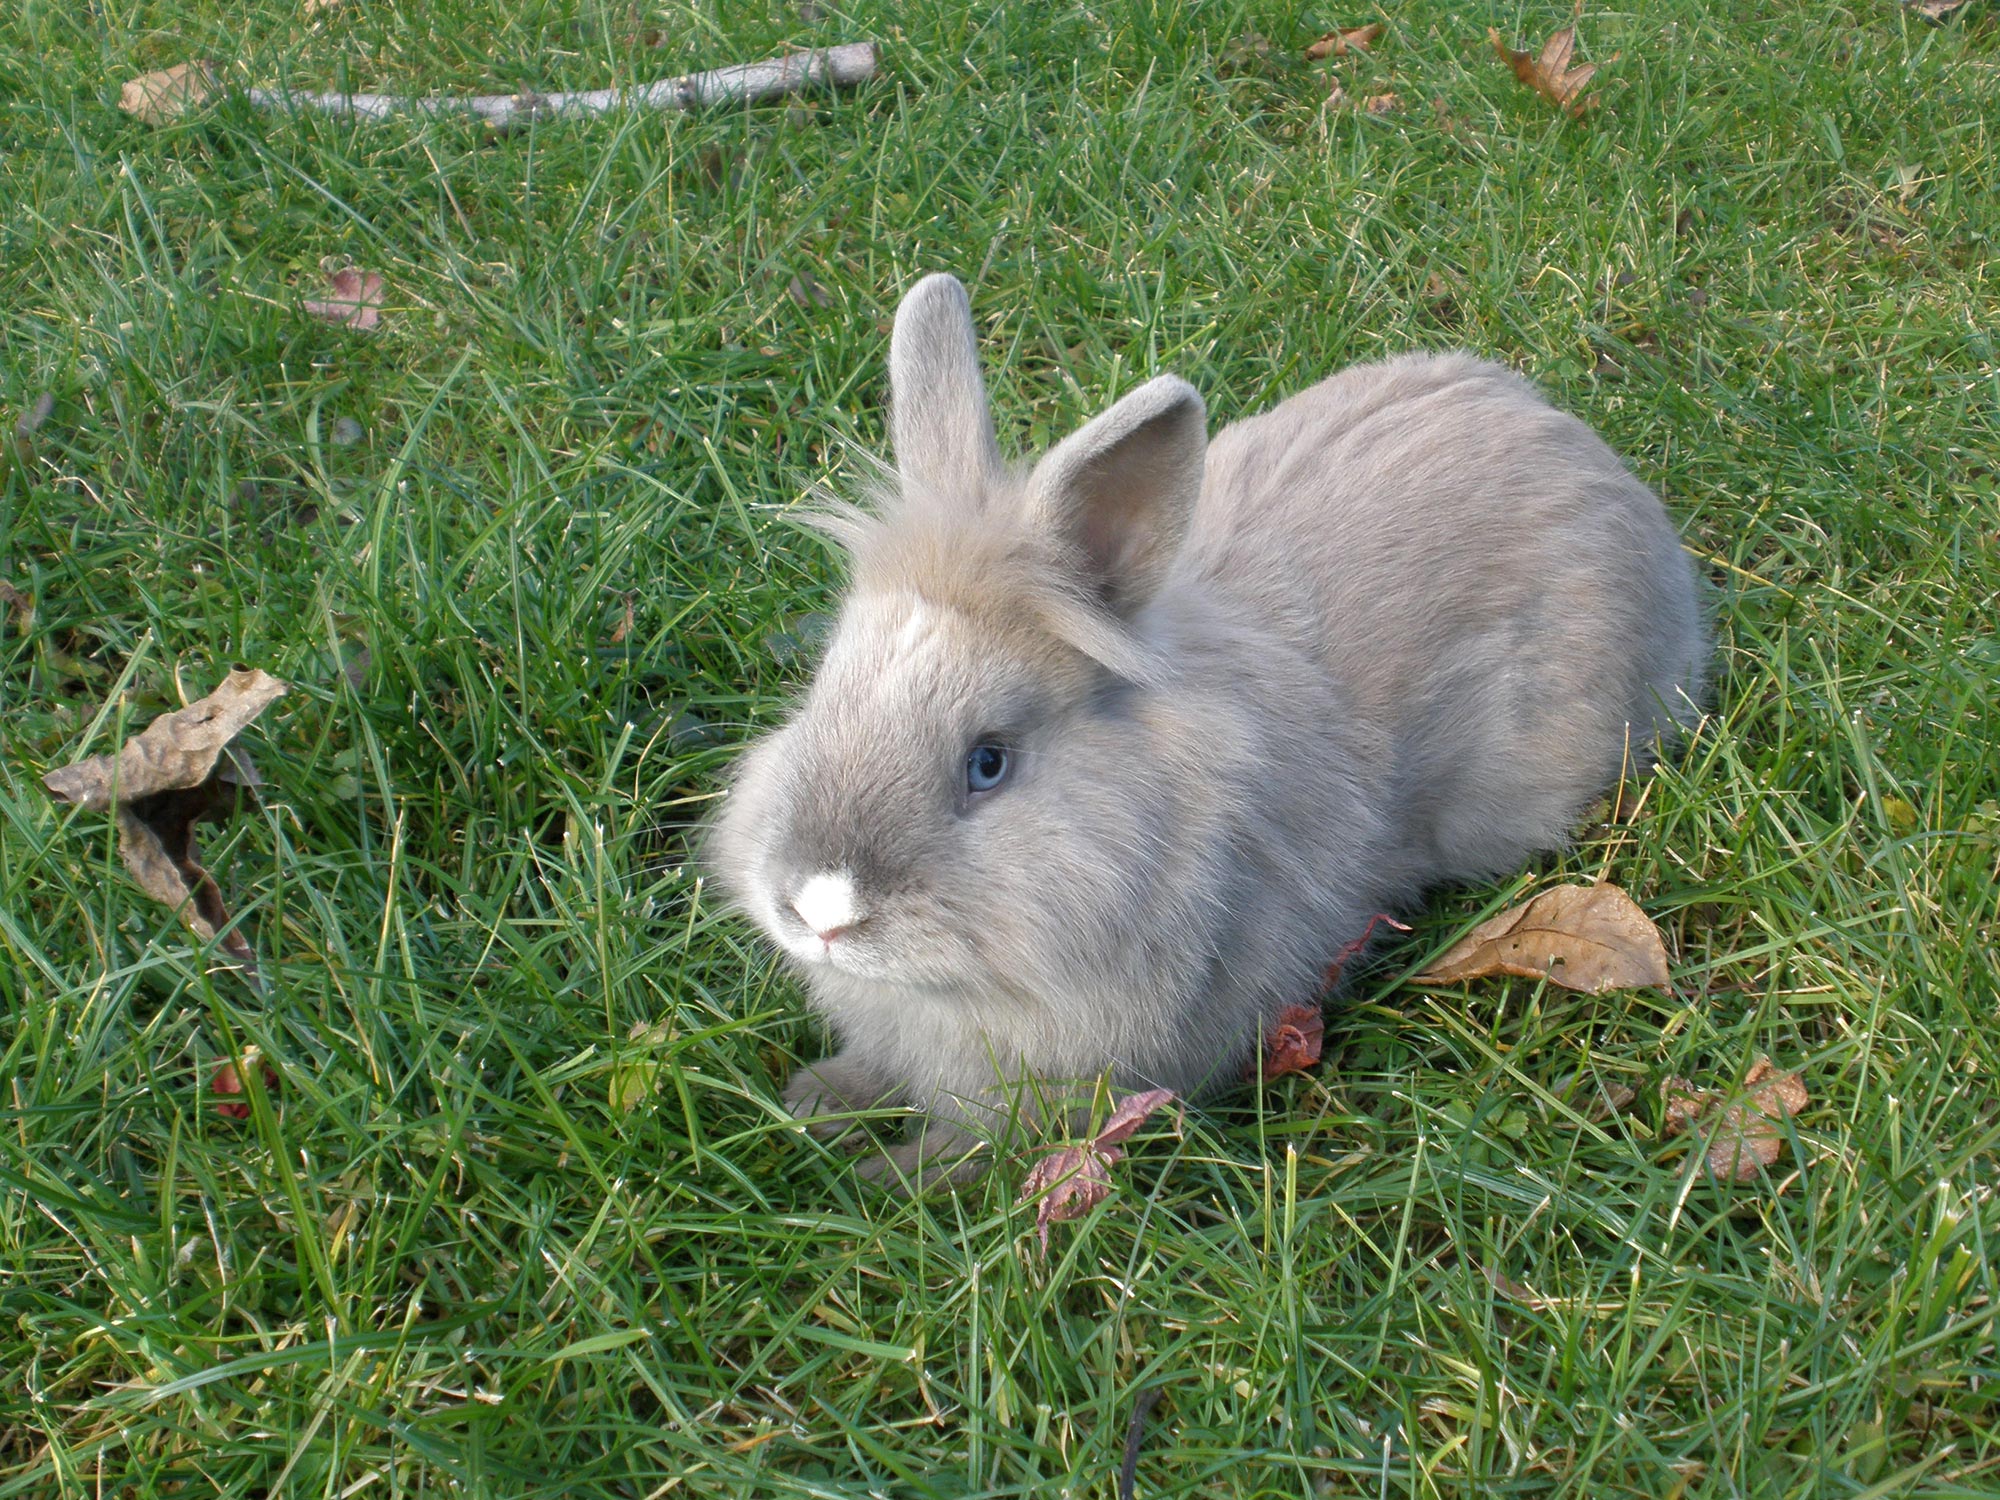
[119,61,218,125]
[1414,882,1670,993]
[1907,0,1973,19]
[610,1020,676,1113]
[1019,1088,1178,1254]
[212,1051,280,1120]
[1324,81,1399,117]
[1489,11,1606,118]
[785,269,831,309]
[1254,1004,1324,1080]
[16,392,54,440]
[0,580,31,633]
[1092,1087,1179,1149]
[1659,1057,1809,1182]
[1304,22,1383,61]
[302,268,386,332]
[44,667,288,989]
[1321,912,1412,990]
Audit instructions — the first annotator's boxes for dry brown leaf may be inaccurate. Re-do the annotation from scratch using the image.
[0,580,31,633]
[16,392,54,440]
[120,62,218,126]
[1304,22,1383,61]
[212,1051,280,1120]
[1659,1057,1809,1182]
[1415,883,1670,993]
[1325,81,1400,116]
[1489,14,1605,118]
[302,0,344,15]
[1019,1088,1178,1254]
[1256,1004,1324,1080]
[786,270,831,309]
[1320,912,1412,991]
[1908,0,1973,19]
[302,267,386,332]
[1658,1076,1707,1133]
[45,668,287,988]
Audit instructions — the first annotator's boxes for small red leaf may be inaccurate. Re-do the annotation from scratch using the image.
[1257,1004,1325,1080]
[303,267,385,332]
[1093,1087,1178,1149]
[1018,1088,1179,1254]
[211,1055,278,1119]
[1320,912,1413,991]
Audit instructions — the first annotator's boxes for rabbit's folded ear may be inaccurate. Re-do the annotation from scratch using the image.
[890,273,1004,502]
[1024,375,1206,616]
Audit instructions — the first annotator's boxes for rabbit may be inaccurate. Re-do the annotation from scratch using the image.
[707,272,1707,1187]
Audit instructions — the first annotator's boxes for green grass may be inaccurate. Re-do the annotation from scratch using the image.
[2,0,1997,1494]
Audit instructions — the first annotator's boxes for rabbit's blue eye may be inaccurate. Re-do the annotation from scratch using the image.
[965,743,1010,795]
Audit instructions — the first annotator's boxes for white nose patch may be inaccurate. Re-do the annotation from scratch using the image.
[792,870,862,937]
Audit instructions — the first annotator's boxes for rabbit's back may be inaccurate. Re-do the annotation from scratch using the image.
[1185,351,1706,884]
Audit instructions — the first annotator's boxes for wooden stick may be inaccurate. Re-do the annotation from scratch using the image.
[123,44,878,128]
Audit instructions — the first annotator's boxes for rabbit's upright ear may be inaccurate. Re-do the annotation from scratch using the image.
[889,274,1004,501]
[1024,375,1206,616]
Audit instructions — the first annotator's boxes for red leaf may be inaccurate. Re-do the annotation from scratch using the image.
[1018,1147,1115,1251]
[211,1056,278,1119]
[1018,1089,1179,1254]
[1257,1004,1324,1080]
[1320,912,1413,991]
[303,267,385,331]
[1093,1087,1178,1149]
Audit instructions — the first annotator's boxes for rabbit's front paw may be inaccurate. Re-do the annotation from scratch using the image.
[856,1129,990,1195]
[781,1053,898,1142]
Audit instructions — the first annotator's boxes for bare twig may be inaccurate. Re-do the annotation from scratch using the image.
[1117,1387,1162,1500]
[245,43,877,124]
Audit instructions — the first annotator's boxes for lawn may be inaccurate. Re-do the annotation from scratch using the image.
[2,1,1996,1495]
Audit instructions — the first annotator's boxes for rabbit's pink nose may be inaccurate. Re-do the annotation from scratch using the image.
[792,870,865,944]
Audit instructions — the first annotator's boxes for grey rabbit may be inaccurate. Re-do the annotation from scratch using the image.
[709,273,1707,1185]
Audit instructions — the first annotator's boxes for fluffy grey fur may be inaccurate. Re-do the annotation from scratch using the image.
[708,273,1707,1184]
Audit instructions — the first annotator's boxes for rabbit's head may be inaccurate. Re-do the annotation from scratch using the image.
[709,274,1214,1009]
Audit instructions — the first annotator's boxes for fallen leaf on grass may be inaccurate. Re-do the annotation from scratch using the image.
[119,61,218,125]
[1019,1088,1178,1254]
[1489,10,1607,118]
[212,1050,280,1119]
[786,270,831,310]
[1304,22,1383,60]
[1320,912,1412,990]
[1257,1004,1324,1079]
[0,580,31,633]
[302,267,386,332]
[302,0,344,16]
[16,392,54,440]
[609,1020,674,1113]
[1324,80,1400,116]
[1659,1058,1809,1181]
[1906,0,1973,19]
[1218,32,1287,79]
[3,392,56,483]
[44,667,287,989]
[1415,883,1669,993]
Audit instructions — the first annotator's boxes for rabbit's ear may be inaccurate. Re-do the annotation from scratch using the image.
[889,274,1003,500]
[1024,375,1206,616]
